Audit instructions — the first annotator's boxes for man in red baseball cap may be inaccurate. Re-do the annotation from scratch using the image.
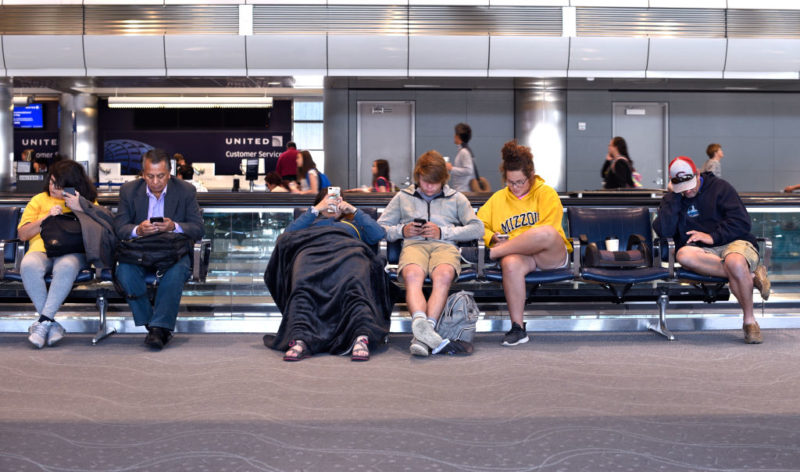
[653,156,770,344]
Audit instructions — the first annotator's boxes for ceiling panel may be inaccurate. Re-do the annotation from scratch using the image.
[246,35,327,76]
[84,35,166,76]
[3,35,85,76]
[489,36,569,77]
[164,35,247,76]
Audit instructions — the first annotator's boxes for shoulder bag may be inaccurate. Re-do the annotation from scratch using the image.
[464,146,491,192]
[116,232,193,273]
[40,213,85,258]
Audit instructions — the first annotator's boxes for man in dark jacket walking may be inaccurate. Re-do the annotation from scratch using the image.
[653,156,770,344]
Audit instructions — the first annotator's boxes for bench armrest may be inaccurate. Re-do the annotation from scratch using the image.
[191,239,212,282]
[379,240,387,262]
[570,237,581,277]
[476,239,485,278]
[756,237,772,272]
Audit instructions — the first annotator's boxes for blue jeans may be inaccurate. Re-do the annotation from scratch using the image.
[20,251,87,319]
[115,255,191,330]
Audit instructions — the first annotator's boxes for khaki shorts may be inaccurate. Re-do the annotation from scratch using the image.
[398,240,462,281]
[701,240,760,272]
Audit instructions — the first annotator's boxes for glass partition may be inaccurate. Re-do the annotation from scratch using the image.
[190,205,800,315]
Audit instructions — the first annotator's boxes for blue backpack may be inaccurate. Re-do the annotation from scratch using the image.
[308,170,331,189]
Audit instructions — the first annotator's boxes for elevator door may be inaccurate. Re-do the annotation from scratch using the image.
[612,102,668,189]
[357,101,415,189]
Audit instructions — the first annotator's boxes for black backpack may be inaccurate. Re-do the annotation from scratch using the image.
[40,213,85,258]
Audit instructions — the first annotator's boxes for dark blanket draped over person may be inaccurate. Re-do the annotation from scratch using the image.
[264,225,392,354]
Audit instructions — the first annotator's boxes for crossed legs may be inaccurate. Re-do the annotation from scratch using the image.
[492,226,568,325]
[677,246,755,325]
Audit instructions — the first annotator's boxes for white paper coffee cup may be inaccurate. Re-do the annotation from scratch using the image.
[605,238,619,252]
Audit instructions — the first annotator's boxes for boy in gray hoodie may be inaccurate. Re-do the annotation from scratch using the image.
[378,150,483,356]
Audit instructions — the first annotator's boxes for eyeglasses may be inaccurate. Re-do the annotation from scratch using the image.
[670,174,695,185]
[507,177,528,188]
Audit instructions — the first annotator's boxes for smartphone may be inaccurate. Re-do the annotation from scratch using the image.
[413,218,427,226]
[63,187,76,195]
[150,217,164,223]
[327,186,341,211]
[496,233,509,241]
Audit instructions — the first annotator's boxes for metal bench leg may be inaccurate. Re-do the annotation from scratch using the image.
[92,291,117,345]
[648,293,676,341]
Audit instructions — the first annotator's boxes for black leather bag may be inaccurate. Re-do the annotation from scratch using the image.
[116,232,193,273]
[40,213,85,258]
[584,234,651,269]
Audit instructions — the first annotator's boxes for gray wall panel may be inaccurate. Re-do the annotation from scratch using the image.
[329,87,800,193]
[332,88,513,191]
[774,138,800,170]
[323,86,350,188]
[567,90,796,192]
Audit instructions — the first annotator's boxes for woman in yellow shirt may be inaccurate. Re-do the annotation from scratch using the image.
[477,141,571,347]
[18,160,97,349]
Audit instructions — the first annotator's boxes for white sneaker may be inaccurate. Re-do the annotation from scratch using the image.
[411,317,444,350]
[409,337,430,357]
[46,321,66,347]
[28,321,50,349]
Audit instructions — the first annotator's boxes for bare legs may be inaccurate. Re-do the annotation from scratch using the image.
[492,226,568,324]
[677,246,755,325]
[402,263,456,322]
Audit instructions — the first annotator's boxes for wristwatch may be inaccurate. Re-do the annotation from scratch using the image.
[309,206,320,216]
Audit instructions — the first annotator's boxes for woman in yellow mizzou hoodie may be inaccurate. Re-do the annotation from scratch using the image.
[477,140,572,346]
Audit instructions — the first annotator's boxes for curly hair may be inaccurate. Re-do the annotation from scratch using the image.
[45,160,97,202]
[499,140,534,181]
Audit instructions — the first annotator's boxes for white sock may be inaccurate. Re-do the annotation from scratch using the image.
[412,311,426,321]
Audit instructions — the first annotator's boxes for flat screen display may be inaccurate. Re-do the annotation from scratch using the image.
[13,104,44,129]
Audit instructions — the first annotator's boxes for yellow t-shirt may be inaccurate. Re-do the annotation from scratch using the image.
[18,192,71,254]
[476,175,572,251]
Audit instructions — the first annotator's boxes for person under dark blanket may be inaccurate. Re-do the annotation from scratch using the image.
[264,191,391,362]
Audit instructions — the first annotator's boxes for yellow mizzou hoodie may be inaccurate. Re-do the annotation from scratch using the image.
[476,175,572,251]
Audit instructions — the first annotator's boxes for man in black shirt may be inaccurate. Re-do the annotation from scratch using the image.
[653,156,770,344]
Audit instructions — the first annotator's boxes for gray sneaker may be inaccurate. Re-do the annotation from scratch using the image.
[411,317,444,349]
[409,337,430,357]
[46,321,66,347]
[28,321,50,349]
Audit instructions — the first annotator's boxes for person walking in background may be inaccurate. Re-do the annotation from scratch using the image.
[378,151,483,356]
[18,160,113,348]
[653,156,770,344]
[701,143,724,177]
[477,141,572,346]
[446,123,476,193]
[276,141,299,183]
[602,136,642,189]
